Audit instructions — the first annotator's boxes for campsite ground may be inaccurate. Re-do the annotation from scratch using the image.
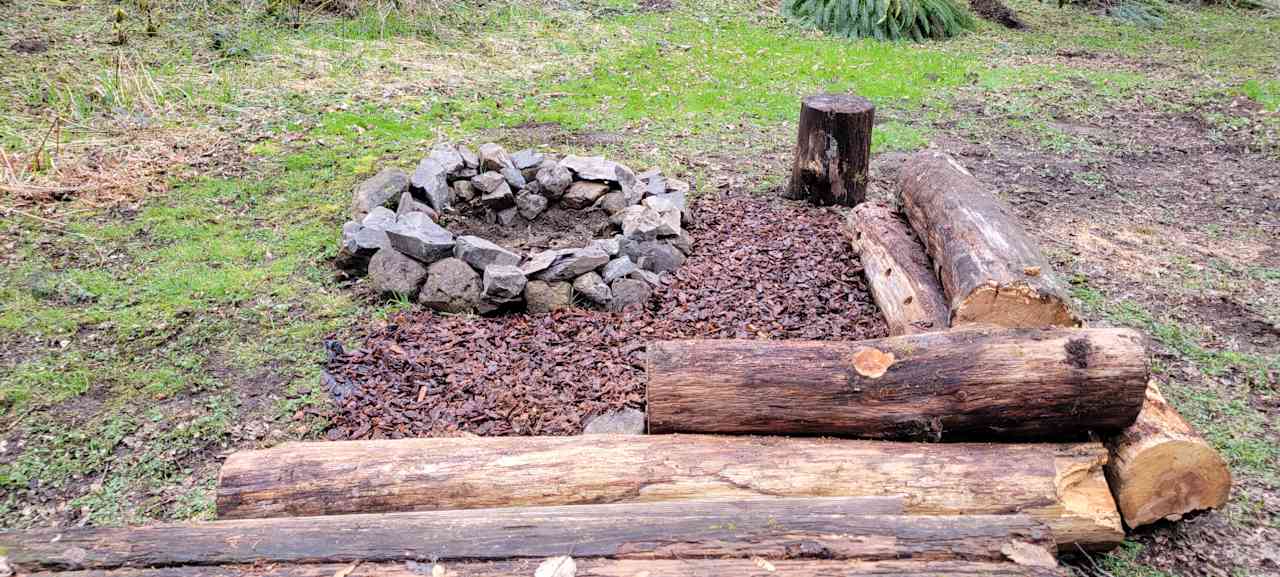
[1,0,1276,574]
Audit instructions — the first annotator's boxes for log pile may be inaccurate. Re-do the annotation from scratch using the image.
[6,107,1230,577]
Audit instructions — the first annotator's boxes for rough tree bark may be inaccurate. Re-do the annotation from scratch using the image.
[898,151,1081,328]
[26,560,1070,577]
[1104,381,1232,529]
[1,498,1056,572]
[846,203,950,335]
[646,328,1148,441]
[785,94,874,206]
[215,435,1123,549]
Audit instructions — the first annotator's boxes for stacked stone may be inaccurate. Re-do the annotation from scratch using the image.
[337,142,694,314]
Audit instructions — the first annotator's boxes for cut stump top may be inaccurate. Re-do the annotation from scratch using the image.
[803,93,875,114]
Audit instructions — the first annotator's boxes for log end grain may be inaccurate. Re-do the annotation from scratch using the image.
[953,282,1082,329]
[1105,382,1232,528]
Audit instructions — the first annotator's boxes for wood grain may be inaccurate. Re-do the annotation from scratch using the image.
[646,328,1148,440]
[29,559,1069,577]
[898,151,1080,328]
[214,434,1123,549]
[786,94,875,206]
[846,204,949,336]
[1,498,1055,572]
[1104,381,1232,528]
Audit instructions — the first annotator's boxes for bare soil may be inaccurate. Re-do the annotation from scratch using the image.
[439,204,611,253]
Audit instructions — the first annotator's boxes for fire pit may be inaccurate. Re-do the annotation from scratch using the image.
[337,142,693,314]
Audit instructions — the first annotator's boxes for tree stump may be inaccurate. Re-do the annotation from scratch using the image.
[786,94,874,206]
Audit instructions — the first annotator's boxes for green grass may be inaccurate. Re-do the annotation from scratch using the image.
[1,8,1277,572]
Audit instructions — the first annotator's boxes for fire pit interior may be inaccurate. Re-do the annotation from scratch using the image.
[337,142,693,314]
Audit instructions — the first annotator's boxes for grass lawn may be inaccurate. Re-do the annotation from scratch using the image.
[1,0,1277,574]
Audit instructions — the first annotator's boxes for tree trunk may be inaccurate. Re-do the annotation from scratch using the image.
[215,435,1123,549]
[786,94,874,206]
[846,203,949,335]
[25,559,1069,577]
[1104,381,1232,529]
[1,498,1055,572]
[646,328,1148,441]
[898,151,1080,328]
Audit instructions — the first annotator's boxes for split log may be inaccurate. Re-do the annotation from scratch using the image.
[785,94,874,206]
[1,498,1055,572]
[29,559,1069,577]
[846,203,949,335]
[646,328,1148,441]
[898,151,1080,328]
[1104,381,1232,528]
[215,435,1123,549]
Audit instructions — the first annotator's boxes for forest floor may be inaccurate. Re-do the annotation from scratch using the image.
[1,0,1277,575]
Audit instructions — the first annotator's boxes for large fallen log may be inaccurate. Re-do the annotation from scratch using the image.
[646,328,1148,441]
[2,497,1057,572]
[785,94,875,206]
[28,559,1069,577]
[215,435,1123,549]
[898,151,1080,328]
[1104,381,1232,528]
[846,203,949,335]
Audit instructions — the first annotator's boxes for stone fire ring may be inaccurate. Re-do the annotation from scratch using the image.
[336,142,694,314]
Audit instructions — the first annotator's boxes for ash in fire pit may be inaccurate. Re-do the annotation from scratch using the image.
[337,142,693,314]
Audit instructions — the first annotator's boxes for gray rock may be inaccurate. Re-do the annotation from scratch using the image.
[573,271,612,305]
[495,206,518,226]
[639,168,666,197]
[620,205,662,241]
[452,167,478,180]
[511,149,544,170]
[410,158,451,212]
[561,181,610,210]
[582,408,646,434]
[478,143,513,173]
[670,230,693,255]
[386,212,455,264]
[523,179,544,196]
[536,165,573,198]
[636,167,661,181]
[452,180,476,203]
[589,235,622,257]
[368,247,428,297]
[524,280,573,313]
[483,264,527,302]
[616,163,641,205]
[501,165,527,190]
[624,240,686,273]
[396,191,438,220]
[458,145,479,169]
[362,206,397,229]
[455,235,521,270]
[480,181,516,210]
[656,208,681,237]
[429,142,466,176]
[608,278,651,311]
[595,191,629,216]
[629,268,662,287]
[517,192,548,220]
[560,155,621,182]
[601,255,637,283]
[666,178,690,195]
[351,167,409,220]
[418,257,482,313]
[472,171,507,194]
[337,221,383,271]
[643,192,684,214]
[536,247,611,282]
[521,249,570,276]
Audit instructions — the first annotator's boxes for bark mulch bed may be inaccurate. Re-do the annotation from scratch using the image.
[321,194,887,440]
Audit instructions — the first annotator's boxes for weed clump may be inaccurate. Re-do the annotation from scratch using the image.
[782,0,976,41]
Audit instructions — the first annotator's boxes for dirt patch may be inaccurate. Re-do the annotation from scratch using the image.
[322,194,886,439]
[438,205,611,253]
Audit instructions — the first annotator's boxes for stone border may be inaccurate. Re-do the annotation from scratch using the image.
[337,142,694,313]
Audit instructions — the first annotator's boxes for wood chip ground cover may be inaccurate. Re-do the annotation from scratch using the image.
[322,195,885,439]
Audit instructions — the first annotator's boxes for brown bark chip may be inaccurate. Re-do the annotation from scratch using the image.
[322,196,886,439]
